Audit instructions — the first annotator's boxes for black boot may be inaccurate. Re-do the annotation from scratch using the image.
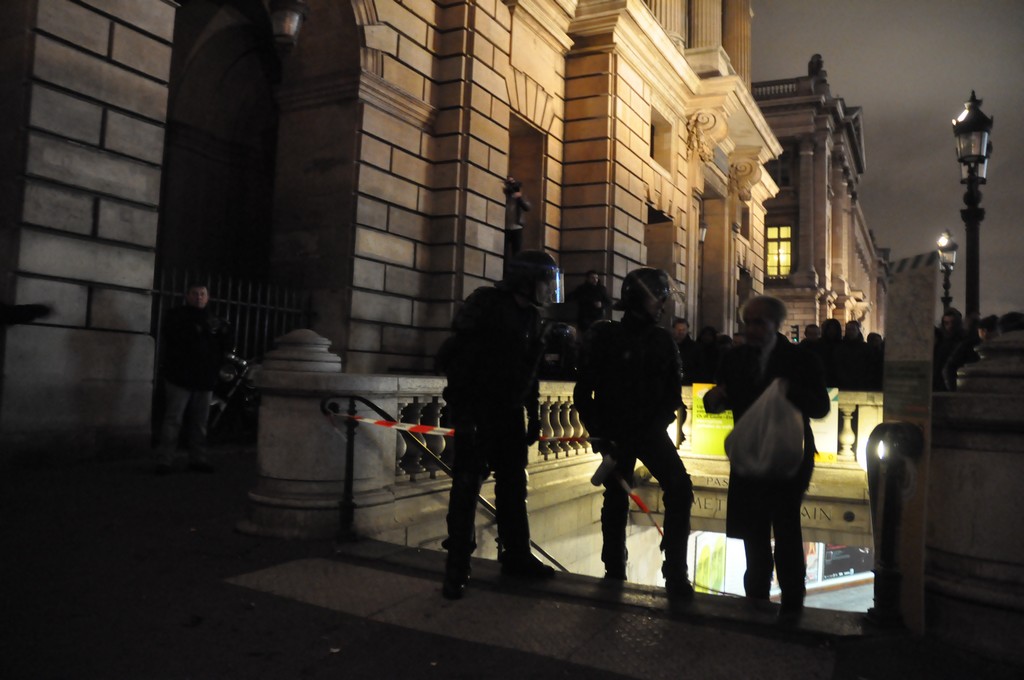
[663,563,694,601]
[499,551,555,579]
[442,552,472,600]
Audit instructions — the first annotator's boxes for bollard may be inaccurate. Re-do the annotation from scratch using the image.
[864,421,923,627]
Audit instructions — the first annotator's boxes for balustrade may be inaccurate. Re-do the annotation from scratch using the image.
[382,380,882,486]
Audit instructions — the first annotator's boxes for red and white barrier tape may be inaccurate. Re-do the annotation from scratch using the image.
[327,412,590,443]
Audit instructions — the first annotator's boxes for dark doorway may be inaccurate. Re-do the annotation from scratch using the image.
[158,0,280,281]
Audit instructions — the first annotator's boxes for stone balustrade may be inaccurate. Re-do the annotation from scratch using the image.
[241,329,882,554]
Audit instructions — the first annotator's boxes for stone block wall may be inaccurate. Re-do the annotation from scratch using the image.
[0,0,174,460]
[563,14,697,309]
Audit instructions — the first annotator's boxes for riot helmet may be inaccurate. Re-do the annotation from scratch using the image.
[502,250,564,307]
[614,267,671,322]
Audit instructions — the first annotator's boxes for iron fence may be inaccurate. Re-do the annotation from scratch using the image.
[151,268,311,380]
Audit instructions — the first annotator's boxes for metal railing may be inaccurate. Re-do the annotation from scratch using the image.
[321,393,569,571]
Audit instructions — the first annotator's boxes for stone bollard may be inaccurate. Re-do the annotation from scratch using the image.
[237,329,346,539]
[929,329,1024,664]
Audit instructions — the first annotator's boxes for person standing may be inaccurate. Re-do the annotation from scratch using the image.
[503,176,530,261]
[690,325,721,384]
[567,270,612,333]
[156,282,231,474]
[574,268,694,598]
[437,250,560,600]
[671,317,698,385]
[703,295,829,621]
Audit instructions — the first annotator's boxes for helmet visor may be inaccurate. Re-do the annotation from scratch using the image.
[550,269,565,304]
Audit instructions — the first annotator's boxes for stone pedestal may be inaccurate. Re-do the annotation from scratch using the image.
[929,329,1024,664]
[237,329,347,539]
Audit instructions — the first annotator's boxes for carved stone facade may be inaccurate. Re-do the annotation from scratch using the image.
[1,0,780,459]
[752,57,889,337]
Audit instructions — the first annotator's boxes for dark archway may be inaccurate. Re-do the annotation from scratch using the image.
[158,0,280,280]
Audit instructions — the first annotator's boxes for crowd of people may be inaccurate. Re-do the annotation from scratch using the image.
[933,307,1024,392]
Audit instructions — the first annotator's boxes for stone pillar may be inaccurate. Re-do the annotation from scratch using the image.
[929,330,1024,665]
[685,0,731,77]
[791,137,817,289]
[689,0,722,48]
[812,130,831,286]
[722,0,751,88]
[700,197,733,333]
[830,151,851,295]
[0,1,175,461]
[648,0,686,48]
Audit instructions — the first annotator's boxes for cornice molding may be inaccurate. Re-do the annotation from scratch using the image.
[275,70,436,131]
[506,0,575,54]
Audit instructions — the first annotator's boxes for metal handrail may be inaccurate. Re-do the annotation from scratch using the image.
[320,394,569,572]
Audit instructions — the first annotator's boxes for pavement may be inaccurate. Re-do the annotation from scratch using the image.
[2,444,1020,680]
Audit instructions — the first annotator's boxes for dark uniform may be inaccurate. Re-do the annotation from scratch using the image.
[573,268,694,596]
[438,251,559,599]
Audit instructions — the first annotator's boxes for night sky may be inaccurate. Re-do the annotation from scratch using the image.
[751,0,1024,320]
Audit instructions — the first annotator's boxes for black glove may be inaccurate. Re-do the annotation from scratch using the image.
[525,416,541,446]
[592,438,619,460]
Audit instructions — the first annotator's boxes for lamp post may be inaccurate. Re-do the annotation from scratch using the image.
[936,231,958,312]
[951,91,993,317]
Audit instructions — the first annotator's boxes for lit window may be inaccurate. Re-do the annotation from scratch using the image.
[766,226,792,278]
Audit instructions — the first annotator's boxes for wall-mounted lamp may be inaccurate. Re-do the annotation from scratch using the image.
[698,219,709,244]
[270,0,310,54]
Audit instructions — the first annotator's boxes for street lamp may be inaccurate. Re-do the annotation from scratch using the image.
[936,231,958,311]
[952,91,993,317]
[269,0,310,54]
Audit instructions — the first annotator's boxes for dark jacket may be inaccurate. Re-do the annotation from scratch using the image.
[161,305,231,390]
[677,335,699,385]
[573,313,683,442]
[567,282,612,331]
[438,286,545,421]
[714,335,829,538]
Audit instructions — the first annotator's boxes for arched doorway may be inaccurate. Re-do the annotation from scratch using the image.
[159,0,280,280]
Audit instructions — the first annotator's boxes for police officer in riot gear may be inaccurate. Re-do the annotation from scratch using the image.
[437,250,561,599]
[573,267,695,598]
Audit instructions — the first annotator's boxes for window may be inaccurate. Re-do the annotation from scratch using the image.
[766,226,792,278]
[650,107,671,170]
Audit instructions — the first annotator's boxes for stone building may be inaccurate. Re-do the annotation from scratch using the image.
[1,0,781,460]
[752,55,888,337]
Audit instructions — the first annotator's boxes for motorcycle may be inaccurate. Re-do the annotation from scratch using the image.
[208,351,260,441]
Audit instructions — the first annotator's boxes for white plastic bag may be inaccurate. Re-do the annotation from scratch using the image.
[724,378,804,479]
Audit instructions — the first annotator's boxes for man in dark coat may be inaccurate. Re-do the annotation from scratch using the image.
[438,250,560,599]
[703,295,829,621]
[672,317,699,385]
[574,268,694,598]
[567,270,612,333]
[156,282,231,473]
